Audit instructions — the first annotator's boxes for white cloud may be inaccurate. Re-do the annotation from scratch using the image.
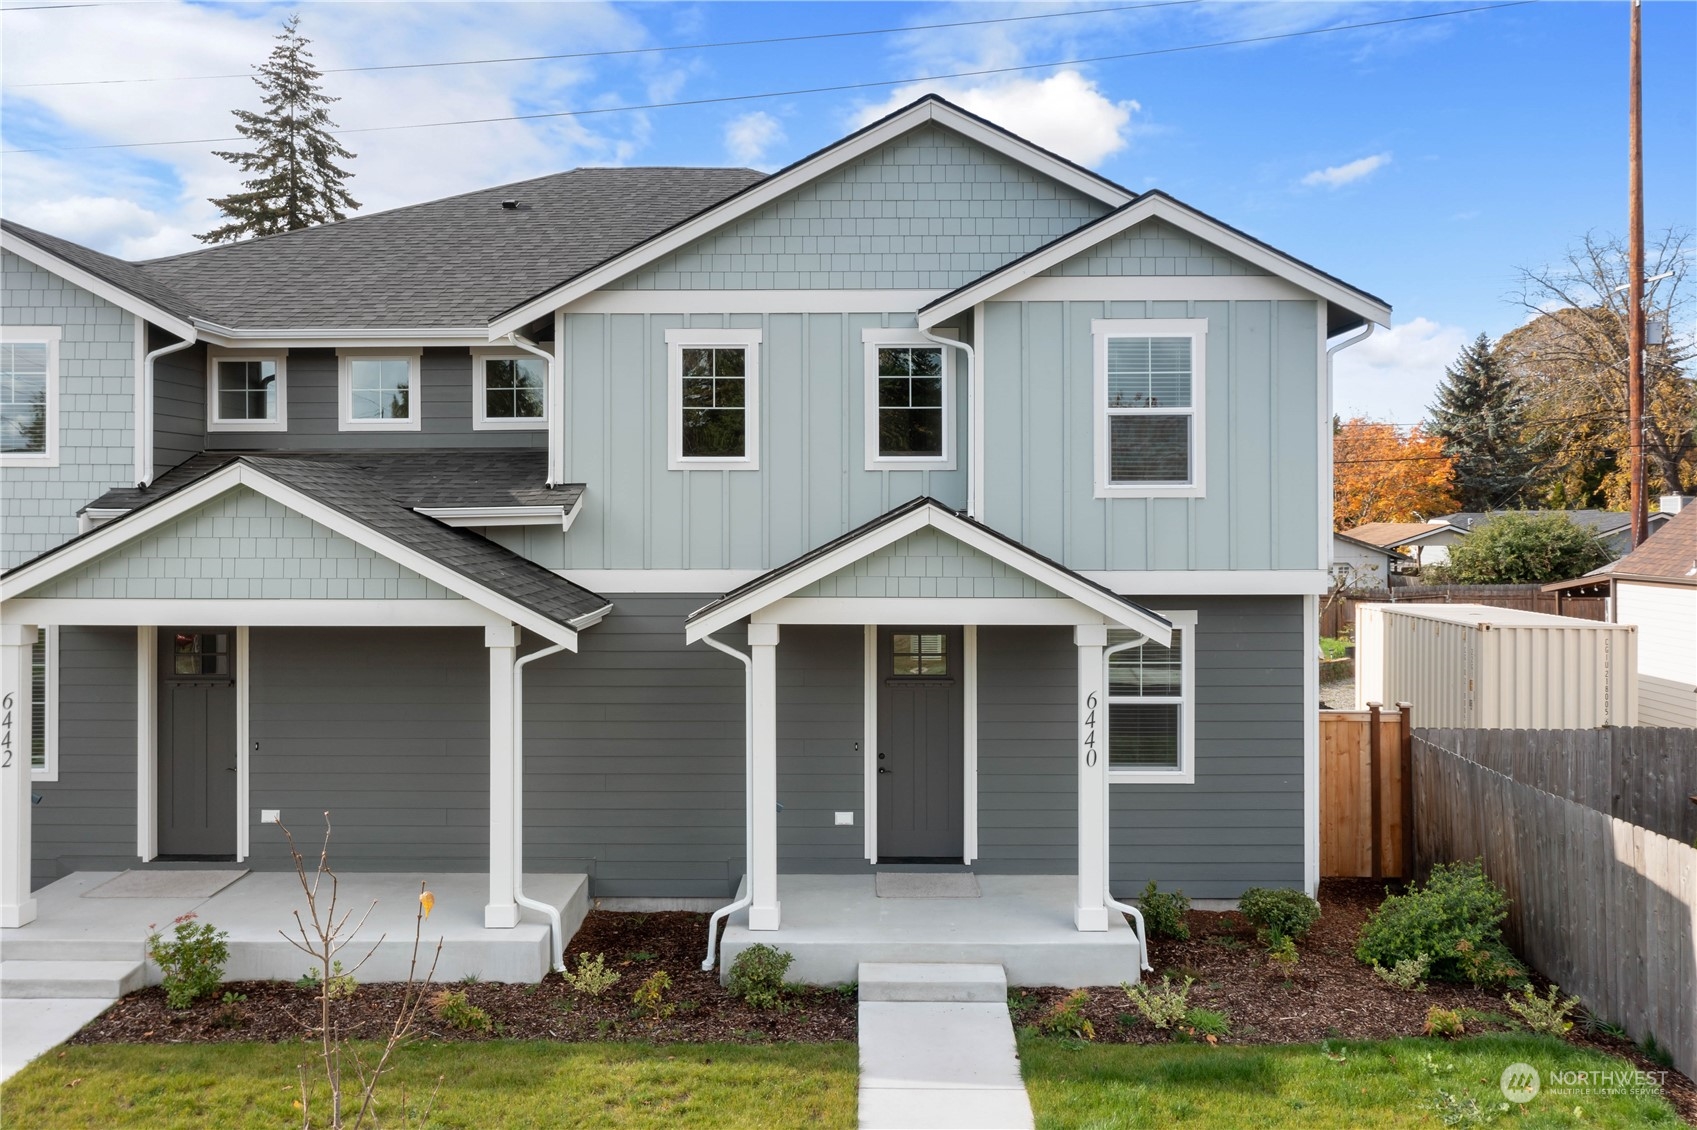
[853,70,1138,167]
[1333,316,1470,426]
[1302,152,1392,190]
[723,111,784,167]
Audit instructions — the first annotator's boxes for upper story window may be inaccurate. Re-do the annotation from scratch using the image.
[338,349,422,431]
[0,326,60,468]
[862,329,955,471]
[472,349,547,431]
[1092,319,1207,498]
[1106,610,1197,784]
[207,349,287,432]
[666,327,761,470]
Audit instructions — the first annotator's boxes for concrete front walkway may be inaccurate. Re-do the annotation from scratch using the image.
[0,998,113,1084]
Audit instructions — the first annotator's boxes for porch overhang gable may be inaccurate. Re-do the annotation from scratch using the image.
[0,462,602,648]
[684,498,1171,646]
[916,191,1392,335]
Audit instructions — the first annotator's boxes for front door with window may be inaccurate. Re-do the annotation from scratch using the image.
[876,627,965,861]
[157,630,237,859]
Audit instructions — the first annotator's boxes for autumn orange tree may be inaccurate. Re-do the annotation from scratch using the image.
[1333,417,1458,530]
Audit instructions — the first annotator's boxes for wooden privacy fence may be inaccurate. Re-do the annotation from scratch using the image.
[1321,584,1607,639]
[1414,729,1697,1080]
[1319,703,1412,878]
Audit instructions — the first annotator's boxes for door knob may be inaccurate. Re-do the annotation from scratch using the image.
[878,767,891,775]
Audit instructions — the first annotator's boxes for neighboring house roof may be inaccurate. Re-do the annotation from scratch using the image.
[1340,522,1450,549]
[1332,531,1402,559]
[1432,509,1671,537]
[1604,504,1697,586]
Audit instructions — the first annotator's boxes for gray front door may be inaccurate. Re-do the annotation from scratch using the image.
[158,629,237,859]
[877,627,965,861]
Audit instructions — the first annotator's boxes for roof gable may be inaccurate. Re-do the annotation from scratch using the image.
[1037,215,1270,280]
[792,526,1063,600]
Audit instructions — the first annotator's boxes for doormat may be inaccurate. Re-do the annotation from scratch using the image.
[875,873,980,898]
[84,870,248,899]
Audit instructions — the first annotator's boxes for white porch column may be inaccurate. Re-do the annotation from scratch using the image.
[1,622,39,928]
[485,623,520,929]
[1074,623,1109,932]
[747,622,781,930]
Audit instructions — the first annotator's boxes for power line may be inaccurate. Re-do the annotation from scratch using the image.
[5,2,1192,88]
[1,1,1535,155]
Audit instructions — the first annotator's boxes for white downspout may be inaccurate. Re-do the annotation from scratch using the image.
[512,640,569,973]
[507,331,561,487]
[699,631,754,972]
[919,327,977,520]
[1103,637,1156,972]
[137,329,196,487]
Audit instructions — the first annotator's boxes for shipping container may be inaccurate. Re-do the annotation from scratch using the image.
[1355,603,1638,729]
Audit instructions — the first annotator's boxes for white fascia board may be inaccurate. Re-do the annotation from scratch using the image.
[5,598,505,628]
[755,597,1112,626]
[488,100,1132,338]
[918,195,1392,329]
[0,231,196,340]
[1080,570,1331,595]
[415,505,567,528]
[194,322,487,349]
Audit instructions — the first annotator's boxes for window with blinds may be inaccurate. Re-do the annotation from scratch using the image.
[1107,628,1185,770]
[1104,336,1194,486]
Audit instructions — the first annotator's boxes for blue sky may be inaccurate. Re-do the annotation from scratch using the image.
[2,1,1692,423]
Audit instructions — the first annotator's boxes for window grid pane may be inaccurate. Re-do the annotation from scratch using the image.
[1107,336,1191,408]
[349,359,411,420]
[215,360,277,422]
[892,632,948,676]
[172,632,230,677]
[484,358,545,419]
[875,348,944,458]
[680,347,747,457]
[1,341,49,454]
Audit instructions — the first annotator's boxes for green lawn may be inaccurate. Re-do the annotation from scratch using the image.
[1019,1033,1682,1130]
[0,1040,858,1130]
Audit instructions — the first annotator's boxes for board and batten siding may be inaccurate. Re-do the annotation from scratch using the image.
[1615,580,1697,727]
[1,251,137,569]
[981,296,1322,573]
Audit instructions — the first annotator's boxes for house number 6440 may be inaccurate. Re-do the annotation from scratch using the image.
[1082,691,1098,768]
[1,690,13,769]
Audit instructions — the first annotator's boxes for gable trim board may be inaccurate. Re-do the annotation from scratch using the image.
[488,96,1133,338]
[1,228,197,340]
[557,568,1332,594]
[0,462,601,647]
[916,193,1392,333]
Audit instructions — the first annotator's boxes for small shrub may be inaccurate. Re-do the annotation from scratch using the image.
[1006,989,1038,1022]
[626,951,657,963]
[1505,983,1579,1037]
[563,952,621,997]
[1120,975,1193,1030]
[1576,1005,1627,1040]
[1034,989,1095,1040]
[1356,860,1523,985]
[1181,1007,1231,1038]
[726,943,794,1011]
[1641,1032,1675,1068]
[633,970,675,1021]
[1138,881,1191,941]
[429,988,492,1033]
[146,913,229,1010]
[297,959,358,1000]
[1423,1006,1465,1039]
[1372,953,1432,992]
[1319,636,1349,660]
[1266,933,1299,974]
[1239,888,1321,943]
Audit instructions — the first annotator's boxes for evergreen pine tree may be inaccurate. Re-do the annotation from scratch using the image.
[198,14,358,244]
[1427,333,1536,512]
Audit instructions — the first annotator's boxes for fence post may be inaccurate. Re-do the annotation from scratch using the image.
[1397,702,1414,878]
[1368,701,1383,879]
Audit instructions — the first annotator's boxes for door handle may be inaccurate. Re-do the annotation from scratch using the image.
[878,767,891,775]
[225,767,237,773]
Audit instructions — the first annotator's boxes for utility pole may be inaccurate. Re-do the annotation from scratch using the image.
[1627,0,1648,547]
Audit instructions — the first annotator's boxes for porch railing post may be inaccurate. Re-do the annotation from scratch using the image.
[484,624,520,929]
[1,621,40,928]
[1074,623,1109,931]
[747,623,781,930]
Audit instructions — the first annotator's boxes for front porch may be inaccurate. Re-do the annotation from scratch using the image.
[718,873,1142,988]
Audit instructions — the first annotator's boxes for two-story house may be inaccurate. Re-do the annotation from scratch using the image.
[0,96,1387,983]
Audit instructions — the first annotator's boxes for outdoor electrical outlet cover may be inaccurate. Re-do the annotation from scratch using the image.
[262,809,281,824]
[835,811,854,826]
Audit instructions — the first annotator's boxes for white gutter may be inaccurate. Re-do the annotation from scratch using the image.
[918,326,978,520]
[137,330,196,487]
[1102,637,1155,973]
[507,331,562,487]
[699,631,754,972]
[511,640,570,973]
[1323,320,1376,575]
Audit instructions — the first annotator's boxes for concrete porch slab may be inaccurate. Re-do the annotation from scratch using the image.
[718,874,1142,987]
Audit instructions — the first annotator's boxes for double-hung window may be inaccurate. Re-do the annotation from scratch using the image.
[1092,319,1206,497]
[862,329,955,470]
[0,326,60,467]
[666,328,761,470]
[338,349,422,431]
[1106,610,1196,784]
[207,349,286,432]
[472,349,547,430]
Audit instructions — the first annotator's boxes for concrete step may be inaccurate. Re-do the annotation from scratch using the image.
[0,960,147,1000]
[858,962,1007,1004]
[0,937,146,963]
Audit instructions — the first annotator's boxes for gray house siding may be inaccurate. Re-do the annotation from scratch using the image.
[1037,217,1270,278]
[982,296,1322,574]
[1,251,137,569]
[151,331,204,477]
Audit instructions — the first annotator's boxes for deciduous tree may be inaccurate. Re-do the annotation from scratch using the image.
[1434,512,1611,585]
[1333,417,1458,530]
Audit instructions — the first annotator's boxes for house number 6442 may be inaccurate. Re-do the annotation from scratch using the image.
[1,690,13,769]
[1082,690,1098,768]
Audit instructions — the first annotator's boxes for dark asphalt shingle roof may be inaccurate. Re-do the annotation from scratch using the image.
[1,219,212,322]
[1606,505,1697,585]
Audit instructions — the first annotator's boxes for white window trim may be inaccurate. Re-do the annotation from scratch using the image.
[1106,608,1197,785]
[861,328,956,471]
[337,348,422,432]
[0,325,61,468]
[30,625,58,782]
[206,347,288,433]
[470,347,549,432]
[1091,318,1207,499]
[665,327,761,471]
